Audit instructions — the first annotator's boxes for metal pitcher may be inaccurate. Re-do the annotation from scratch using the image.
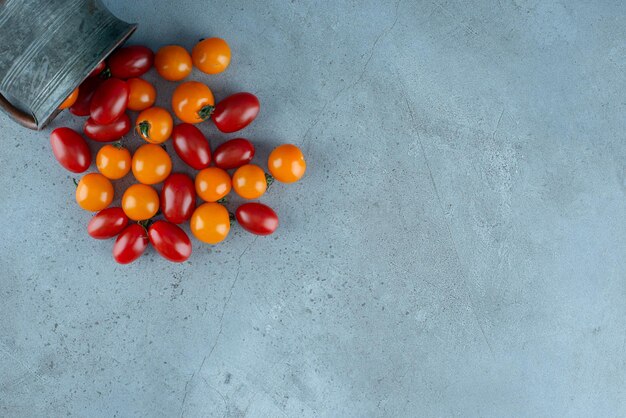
[0,0,136,130]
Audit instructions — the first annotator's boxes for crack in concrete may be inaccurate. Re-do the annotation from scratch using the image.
[400,85,496,360]
[179,239,257,417]
[303,0,402,152]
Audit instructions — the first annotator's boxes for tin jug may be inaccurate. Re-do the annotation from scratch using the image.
[0,0,136,130]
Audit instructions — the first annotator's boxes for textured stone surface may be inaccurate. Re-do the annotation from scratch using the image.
[1,0,625,416]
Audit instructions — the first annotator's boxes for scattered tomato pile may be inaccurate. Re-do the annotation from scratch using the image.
[51,38,306,264]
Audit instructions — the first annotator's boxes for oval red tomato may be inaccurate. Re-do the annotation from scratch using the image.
[50,127,91,173]
[235,203,279,235]
[87,207,129,239]
[171,123,211,170]
[213,138,255,170]
[113,224,149,264]
[83,113,131,142]
[70,77,103,116]
[211,92,260,133]
[107,45,154,79]
[90,78,129,125]
[148,220,192,263]
[161,173,196,224]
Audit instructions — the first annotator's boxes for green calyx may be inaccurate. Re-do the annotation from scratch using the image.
[100,67,112,79]
[198,104,215,121]
[138,121,151,139]
[137,219,153,231]
[265,172,275,188]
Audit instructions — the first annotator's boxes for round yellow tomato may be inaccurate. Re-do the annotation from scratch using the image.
[75,173,114,212]
[96,144,131,180]
[195,167,231,202]
[127,78,156,111]
[122,184,159,221]
[190,202,230,244]
[132,144,172,184]
[136,107,173,144]
[232,164,267,199]
[192,38,231,74]
[268,144,306,183]
[59,87,79,110]
[171,81,214,124]
[154,45,192,81]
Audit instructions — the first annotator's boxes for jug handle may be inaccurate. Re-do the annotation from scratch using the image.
[0,92,38,130]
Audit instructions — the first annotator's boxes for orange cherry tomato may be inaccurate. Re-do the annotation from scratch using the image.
[127,78,156,111]
[59,87,79,110]
[154,45,192,81]
[171,81,215,124]
[75,173,114,212]
[268,144,306,183]
[136,107,173,144]
[132,143,172,185]
[96,144,131,180]
[192,37,231,74]
[122,184,159,221]
[195,167,231,202]
[232,164,267,199]
[190,202,230,244]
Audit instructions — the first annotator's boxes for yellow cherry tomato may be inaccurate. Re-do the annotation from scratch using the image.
[192,37,231,74]
[171,81,215,124]
[136,107,173,144]
[190,202,230,244]
[232,164,267,199]
[122,184,159,221]
[127,78,156,111]
[96,144,131,180]
[268,144,306,183]
[132,143,172,185]
[154,45,192,81]
[59,87,79,110]
[75,173,114,212]
[195,167,231,202]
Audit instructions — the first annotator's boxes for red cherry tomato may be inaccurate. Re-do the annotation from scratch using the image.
[211,92,260,133]
[171,124,211,170]
[49,127,91,173]
[90,78,129,125]
[70,77,103,116]
[89,60,106,77]
[213,138,255,170]
[161,173,195,224]
[235,203,279,236]
[113,224,149,264]
[107,46,154,79]
[87,207,129,239]
[83,113,131,142]
[148,221,192,263]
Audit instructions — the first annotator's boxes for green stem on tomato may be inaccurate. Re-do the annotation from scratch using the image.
[217,196,229,204]
[138,121,151,140]
[99,67,111,79]
[72,177,79,188]
[265,172,275,188]
[137,219,153,231]
[198,104,215,121]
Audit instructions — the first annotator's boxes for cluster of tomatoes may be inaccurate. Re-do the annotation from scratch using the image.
[50,38,306,264]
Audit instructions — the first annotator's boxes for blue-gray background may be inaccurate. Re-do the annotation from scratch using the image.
[1,0,625,417]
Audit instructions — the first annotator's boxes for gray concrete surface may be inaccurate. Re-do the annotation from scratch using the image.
[1,0,625,416]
